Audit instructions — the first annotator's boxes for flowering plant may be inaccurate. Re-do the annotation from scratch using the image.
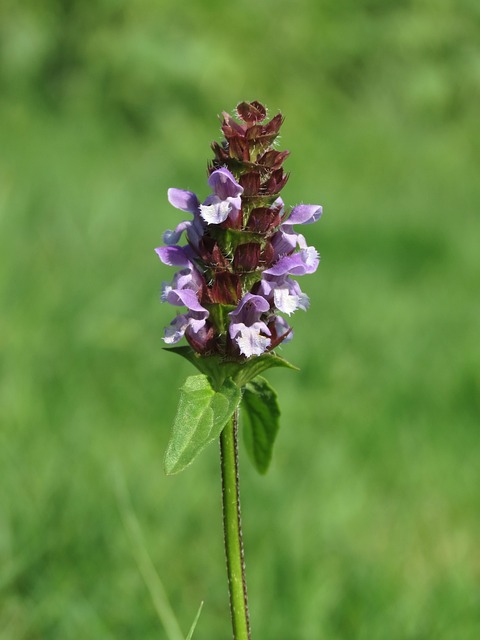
[156,101,322,639]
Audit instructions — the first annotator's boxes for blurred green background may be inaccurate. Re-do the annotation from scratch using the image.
[1,0,479,638]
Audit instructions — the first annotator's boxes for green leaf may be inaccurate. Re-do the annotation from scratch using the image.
[165,346,298,390]
[241,376,280,474]
[164,375,242,475]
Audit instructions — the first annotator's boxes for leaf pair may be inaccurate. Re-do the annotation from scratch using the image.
[164,348,294,476]
[164,345,297,390]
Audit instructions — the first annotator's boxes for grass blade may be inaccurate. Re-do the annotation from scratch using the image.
[185,601,204,640]
[113,465,184,640]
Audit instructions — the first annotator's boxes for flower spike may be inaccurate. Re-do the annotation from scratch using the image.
[156,101,322,359]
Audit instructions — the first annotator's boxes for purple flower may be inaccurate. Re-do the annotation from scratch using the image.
[228,293,272,358]
[164,309,209,345]
[287,204,323,225]
[164,265,201,290]
[199,168,244,225]
[160,264,209,344]
[163,189,205,248]
[162,168,244,251]
[271,204,323,260]
[258,204,321,316]
[264,245,319,277]
[168,188,199,213]
[258,275,309,315]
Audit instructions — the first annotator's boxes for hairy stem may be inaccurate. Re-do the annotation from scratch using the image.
[220,408,251,640]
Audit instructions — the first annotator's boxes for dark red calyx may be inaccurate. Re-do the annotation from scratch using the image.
[258,149,290,170]
[246,206,281,233]
[264,169,289,195]
[210,243,231,269]
[209,272,241,305]
[260,241,275,267]
[185,323,216,355]
[239,172,261,196]
[233,243,261,272]
[236,101,267,123]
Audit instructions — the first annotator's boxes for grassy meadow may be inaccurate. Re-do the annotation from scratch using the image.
[1,1,479,638]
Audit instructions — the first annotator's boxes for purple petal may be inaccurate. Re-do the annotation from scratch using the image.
[263,246,319,276]
[167,188,200,213]
[208,168,244,200]
[164,288,208,313]
[287,204,323,225]
[229,293,270,328]
[174,266,204,291]
[161,267,203,301]
[187,216,206,248]
[164,315,189,344]
[274,316,293,343]
[162,220,192,245]
[263,254,298,277]
[271,226,299,257]
[155,246,191,267]
[226,195,242,214]
[186,310,209,334]
[256,279,272,298]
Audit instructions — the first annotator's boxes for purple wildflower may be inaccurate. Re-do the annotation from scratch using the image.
[258,275,309,315]
[263,245,320,277]
[163,189,205,248]
[228,294,272,358]
[160,263,210,345]
[199,168,244,225]
[271,204,323,259]
[156,101,322,358]
[163,309,210,345]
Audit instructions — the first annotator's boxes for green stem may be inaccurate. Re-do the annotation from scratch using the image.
[220,408,252,640]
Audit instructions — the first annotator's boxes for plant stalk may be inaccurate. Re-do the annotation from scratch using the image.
[220,408,252,640]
